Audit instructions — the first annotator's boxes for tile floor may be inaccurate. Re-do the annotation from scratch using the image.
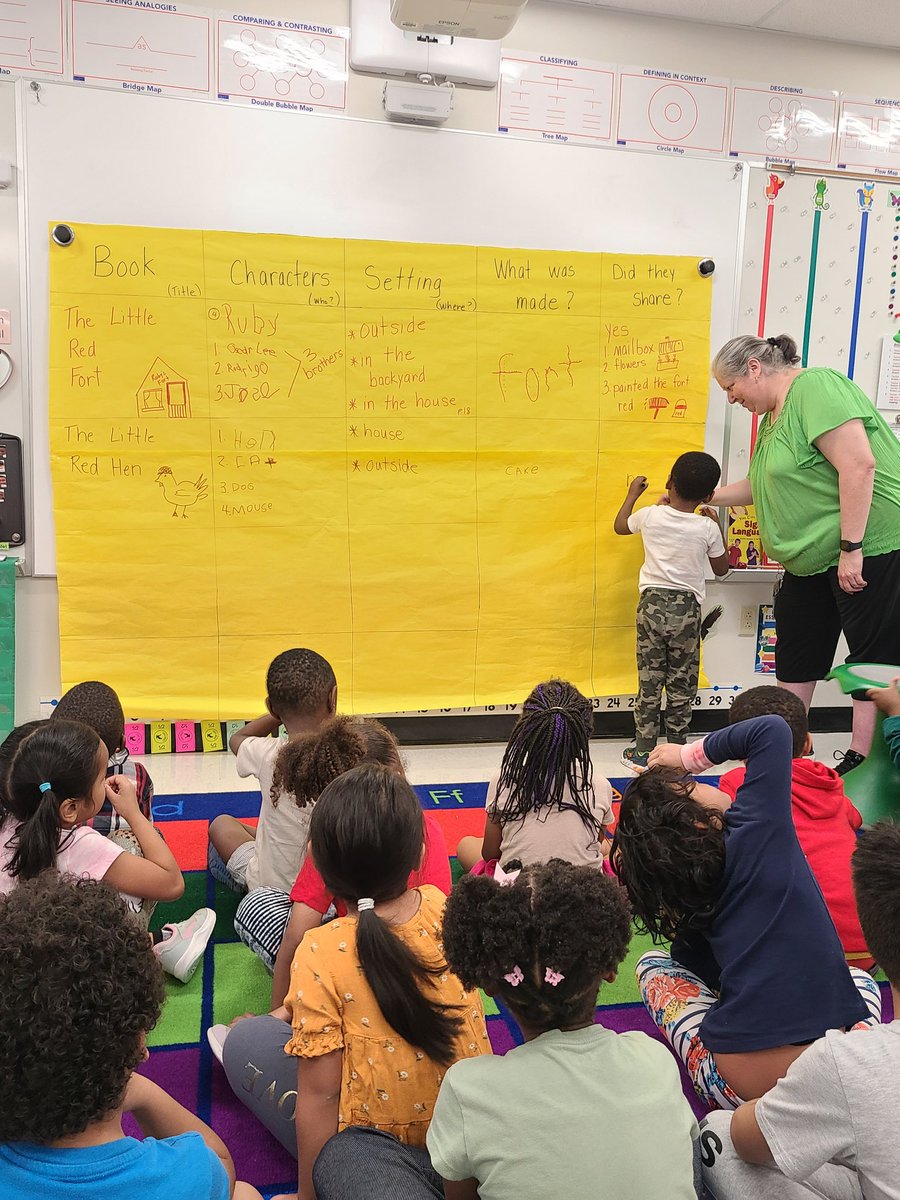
[137,732,854,795]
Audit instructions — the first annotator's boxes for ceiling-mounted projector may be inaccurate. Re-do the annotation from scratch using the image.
[389,0,528,39]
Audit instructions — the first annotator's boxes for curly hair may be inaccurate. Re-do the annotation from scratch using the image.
[612,767,726,944]
[52,680,125,758]
[271,715,401,809]
[0,873,166,1142]
[494,679,601,842]
[442,860,632,1033]
[730,686,808,758]
[266,648,336,718]
[669,451,721,504]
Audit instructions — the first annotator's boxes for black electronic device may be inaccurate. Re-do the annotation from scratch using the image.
[0,435,26,546]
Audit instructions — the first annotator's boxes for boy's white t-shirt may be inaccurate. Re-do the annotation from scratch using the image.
[236,736,311,893]
[627,504,725,603]
[754,1022,900,1198]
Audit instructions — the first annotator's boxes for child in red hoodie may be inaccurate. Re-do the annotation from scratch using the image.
[716,686,870,970]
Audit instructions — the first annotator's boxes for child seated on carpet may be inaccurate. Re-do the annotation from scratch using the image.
[715,686,870,970]
[215,763,489,1188]
[0,872,262,1200]
[231,716,450,1008]
[52,680,155,847]
[614,715,881,1111]
[1,720,214,982]
[456,678,613,876]
[208,648,337,895]
[869,675,900,768]
[310,861,700,1200]
[701,820,900,1199]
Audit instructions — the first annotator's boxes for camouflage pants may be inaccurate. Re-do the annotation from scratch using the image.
[634,588,701,753]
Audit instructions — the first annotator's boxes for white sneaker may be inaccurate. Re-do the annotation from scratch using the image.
[207,1023,229,1065]
[153,908,215,982]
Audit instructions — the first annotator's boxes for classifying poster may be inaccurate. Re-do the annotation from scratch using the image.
[49,225,712,717]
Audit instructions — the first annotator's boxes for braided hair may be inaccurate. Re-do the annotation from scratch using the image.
[612,767,726,944]
[493,679,601,838]
[442,860,631,1034]
[271,715,401,809]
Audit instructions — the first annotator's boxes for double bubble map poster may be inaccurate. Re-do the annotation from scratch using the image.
[49,224,712,718]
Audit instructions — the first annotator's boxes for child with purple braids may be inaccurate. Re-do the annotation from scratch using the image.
[456,679,613,874]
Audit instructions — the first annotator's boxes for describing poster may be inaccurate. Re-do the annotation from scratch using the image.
[49,225,712,717]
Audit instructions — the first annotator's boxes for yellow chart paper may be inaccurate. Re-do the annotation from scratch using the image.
[49,225,712,717]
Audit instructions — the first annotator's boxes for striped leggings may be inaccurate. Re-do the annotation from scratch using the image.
[233,887,293,971]
[636,950,882,1110]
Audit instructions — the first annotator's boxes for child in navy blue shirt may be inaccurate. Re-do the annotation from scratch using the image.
[0,872,261,1200]
[613,715,880,1110]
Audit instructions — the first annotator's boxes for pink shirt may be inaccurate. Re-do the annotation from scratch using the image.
[0,817,123,895]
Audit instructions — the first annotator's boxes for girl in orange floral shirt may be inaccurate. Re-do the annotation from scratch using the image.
[219,764,489,1200]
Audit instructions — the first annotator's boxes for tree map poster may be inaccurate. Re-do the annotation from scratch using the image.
[49,224,712,717]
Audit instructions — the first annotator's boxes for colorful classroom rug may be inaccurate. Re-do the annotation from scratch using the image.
[137,779,893,1199]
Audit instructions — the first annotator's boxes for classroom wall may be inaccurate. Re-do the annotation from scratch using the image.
[9,0,892,720]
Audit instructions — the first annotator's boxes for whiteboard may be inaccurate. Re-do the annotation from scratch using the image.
[22,81,745,574]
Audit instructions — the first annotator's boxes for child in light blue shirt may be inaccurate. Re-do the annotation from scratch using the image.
[0,872,261,1200]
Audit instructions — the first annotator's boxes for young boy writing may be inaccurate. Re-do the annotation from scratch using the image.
[208,648,337,894]
[0,872,262,1200]
[701,819,900,1198]
[614,451,729,769]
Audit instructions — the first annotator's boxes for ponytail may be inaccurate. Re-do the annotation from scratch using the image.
[355,905,462,1064]
[6,787,68,880]
[6,720,102,880]
[310,764,462,1065]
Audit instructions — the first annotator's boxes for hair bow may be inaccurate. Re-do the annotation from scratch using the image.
[494,864,521,888]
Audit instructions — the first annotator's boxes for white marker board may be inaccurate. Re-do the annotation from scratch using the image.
[19,80,746,574]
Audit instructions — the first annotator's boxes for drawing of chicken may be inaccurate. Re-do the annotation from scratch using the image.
[155,466,208,518]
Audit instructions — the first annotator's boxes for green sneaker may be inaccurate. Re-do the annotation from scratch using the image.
[621,745,650,771]
[153,908,215,982]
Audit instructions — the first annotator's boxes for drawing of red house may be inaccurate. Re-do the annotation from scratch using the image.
[137,358,191,419]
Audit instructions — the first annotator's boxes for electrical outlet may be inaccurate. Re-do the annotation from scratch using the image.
[739,605,757,636]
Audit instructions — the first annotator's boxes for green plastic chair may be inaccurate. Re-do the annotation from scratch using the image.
[827,663,900,825]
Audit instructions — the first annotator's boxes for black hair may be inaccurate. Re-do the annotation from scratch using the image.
[612,767,726,943]
[494,679,601,842]
[442,860,632,1034]
[852,822,900,985]
[52,680,124,757]
[267,648,337,719]
[669,451,721,504]
[5,720,103,880]
[0,873,165,1143]
[0,720,44,818]
[730,686,808,758]
[309,764,463,1064]
[272,715,401,809]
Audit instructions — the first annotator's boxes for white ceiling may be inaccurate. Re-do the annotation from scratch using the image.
[552,0,900,51]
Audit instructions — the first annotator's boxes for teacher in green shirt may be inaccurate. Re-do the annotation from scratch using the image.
[710,333,900,773]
